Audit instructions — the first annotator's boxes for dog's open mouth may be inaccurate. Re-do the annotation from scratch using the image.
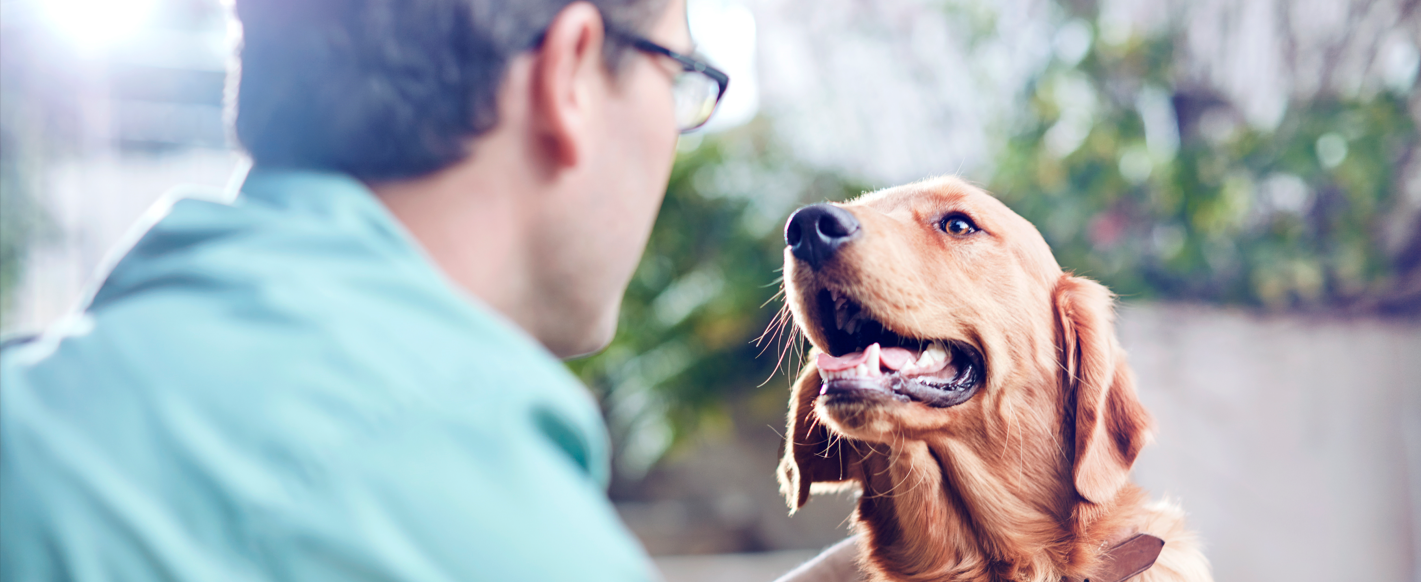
[812,289,983,408]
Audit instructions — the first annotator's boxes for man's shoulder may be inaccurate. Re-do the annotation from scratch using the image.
[1,175,601,455]
[76,178,545,378]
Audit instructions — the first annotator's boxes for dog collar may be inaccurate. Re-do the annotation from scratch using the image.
[1060,534,1165,582]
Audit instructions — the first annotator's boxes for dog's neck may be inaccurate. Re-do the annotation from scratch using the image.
[851,438,1146,582]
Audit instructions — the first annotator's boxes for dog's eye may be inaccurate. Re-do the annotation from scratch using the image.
[940,214,979,236]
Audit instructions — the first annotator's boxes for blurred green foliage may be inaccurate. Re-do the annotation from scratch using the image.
[0,83,44,322]
[0,130,32,315]
[992,28,1417,311]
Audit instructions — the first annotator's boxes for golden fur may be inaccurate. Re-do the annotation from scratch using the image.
[776,177,1211,582]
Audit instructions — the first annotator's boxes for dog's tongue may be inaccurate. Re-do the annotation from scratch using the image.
[878,347,917,370]
[817,343,878,372]
[816,343,917,372]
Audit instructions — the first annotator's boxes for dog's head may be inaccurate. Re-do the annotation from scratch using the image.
[777,176,1152,515]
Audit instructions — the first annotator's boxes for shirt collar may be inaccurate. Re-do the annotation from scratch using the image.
[240,167,382,213]
[237,167,415,248]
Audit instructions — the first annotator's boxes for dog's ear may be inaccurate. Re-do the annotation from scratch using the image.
[778,357,863,512]
[1053,275,1153,505]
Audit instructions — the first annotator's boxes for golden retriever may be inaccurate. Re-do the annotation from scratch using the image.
[775,177,1211,582]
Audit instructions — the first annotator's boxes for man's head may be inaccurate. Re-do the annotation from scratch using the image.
[231,0,717,358]
[231,0,671,180]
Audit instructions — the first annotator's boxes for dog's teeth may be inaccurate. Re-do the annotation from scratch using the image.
[912,350,934,370]
[835,305,851,330]
[925,342,948,363]
[864,343,883,377]
[899,343,947,374]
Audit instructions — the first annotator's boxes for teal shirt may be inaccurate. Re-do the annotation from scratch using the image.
[1,170,656,582]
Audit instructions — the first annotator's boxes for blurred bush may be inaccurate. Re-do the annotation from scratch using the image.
[0,128,37,315]
[992,26,1419,313]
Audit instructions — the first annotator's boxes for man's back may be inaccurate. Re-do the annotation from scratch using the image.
[1,170,655,581]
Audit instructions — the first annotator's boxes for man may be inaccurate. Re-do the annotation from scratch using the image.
[2,0,856,580]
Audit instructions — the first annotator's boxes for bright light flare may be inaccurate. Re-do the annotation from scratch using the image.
[40,0,159,54]
[689,0,758,133]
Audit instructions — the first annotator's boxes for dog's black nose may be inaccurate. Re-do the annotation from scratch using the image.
[785,204,861,270]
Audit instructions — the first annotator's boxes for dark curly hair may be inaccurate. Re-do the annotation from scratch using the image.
[229,0,666,181]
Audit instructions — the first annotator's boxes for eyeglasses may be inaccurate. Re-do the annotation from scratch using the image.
[607,28,730,133]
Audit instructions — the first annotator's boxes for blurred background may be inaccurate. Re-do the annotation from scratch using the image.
[1,0,1418,580]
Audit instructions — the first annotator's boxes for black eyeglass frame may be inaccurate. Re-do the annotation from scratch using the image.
[606,28,730,132]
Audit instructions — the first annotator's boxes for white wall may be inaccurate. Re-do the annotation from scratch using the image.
[1122,304,1421,582]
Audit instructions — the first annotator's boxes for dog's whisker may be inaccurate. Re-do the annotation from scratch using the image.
[827,431,846,457]
[784,325,808,385]
[778,309,802,366]
[876,433,930,500]
[900,440,930,501]
[756,327,790,379]
[776,313,797,355]
[758,283,786,307]
[757,302,805,387]
[1049,424,1068,465]
[829,431,841,482]
[758,310,789,346]
[1000,397,1027,483]
[836,512,856,532]
[753,302,789,350]
[873,439,900,481]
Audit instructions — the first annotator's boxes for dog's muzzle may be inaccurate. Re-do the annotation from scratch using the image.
[785,204,861,270]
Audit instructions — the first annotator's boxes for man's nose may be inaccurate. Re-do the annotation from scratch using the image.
[784,204,861,270]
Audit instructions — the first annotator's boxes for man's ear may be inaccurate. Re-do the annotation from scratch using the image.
[778,355,864,512]
[1053,275,1153,505]
[531,2,606,167]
